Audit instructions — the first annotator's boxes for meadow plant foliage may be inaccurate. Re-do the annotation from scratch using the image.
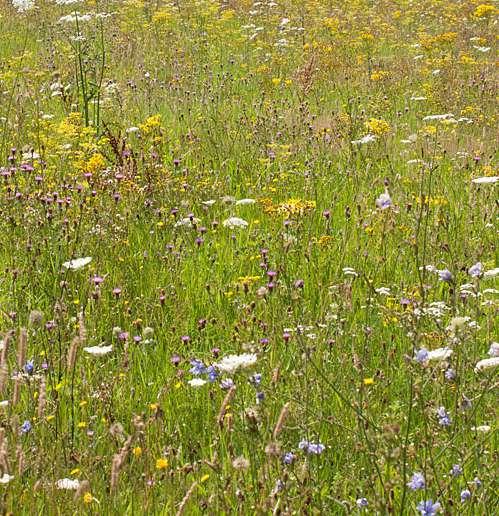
[0,0,497,513]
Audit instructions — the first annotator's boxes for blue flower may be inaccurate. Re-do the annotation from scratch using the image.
[299,440,325,455]
[438,269,453,283]
[356,497,368,508]
[21,420,32,434]
[23,360,34,375]
[450,464,462,477]
[256,391,265,404]
[436,406,451,427]
[460,489,471,503]
[220,378,234,390]
[417,500,441,515]
[282,452,295,465]
[249,373,262,386]
[407,472,426,490]
[468,262,482,278]
[415,348,429,363]
[206,365,218,383]
[444,368,456,380]
[189,359,206,376]
[473,477,481,488]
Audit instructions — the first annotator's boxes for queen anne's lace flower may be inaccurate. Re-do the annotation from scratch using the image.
[12,0,35,12]
[215,353,257,373]
[62,257,92,270]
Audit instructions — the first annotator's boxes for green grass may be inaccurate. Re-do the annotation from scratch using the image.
[0,0,497,513]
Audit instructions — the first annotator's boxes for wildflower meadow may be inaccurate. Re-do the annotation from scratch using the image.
[0,0,497,513]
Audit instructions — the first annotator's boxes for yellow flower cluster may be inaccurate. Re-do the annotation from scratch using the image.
[365,118,391,136]
[473,4,498,18]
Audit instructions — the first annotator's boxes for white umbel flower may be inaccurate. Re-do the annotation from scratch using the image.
[471,176,498,184]
[174,217,200,228]
[83,345,112,356]
[351,134,376,145]
[188,378,207,387]
[215,353,257,373]
[427,348,453,361]
[223,217,249,229]
[56,478,80,490]
[474,357,499,373]
[235,198,256,206]
[12,0,35,12]
[62,257,92,270]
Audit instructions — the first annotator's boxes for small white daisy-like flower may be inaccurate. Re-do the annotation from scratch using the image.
[62,256,92,270]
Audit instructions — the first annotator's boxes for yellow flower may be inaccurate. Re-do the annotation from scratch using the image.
[77,421,87,429]
[365,118,391,136]
[156,458,168,470]
[473,4,498,18]
[370,71,390,81]
[363,378,374,386]
[83,492,93,504]
[139,115,162,135]
[133,446,142,458]
[200,474,210,483]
